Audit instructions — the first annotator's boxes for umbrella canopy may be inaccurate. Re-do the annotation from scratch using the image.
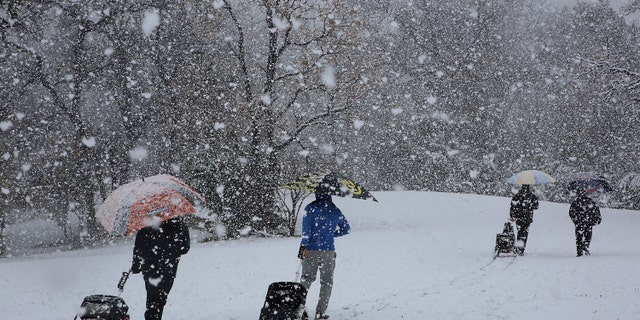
[142,174,205,204]
[507,170,556,185]
[282,171,378,202]
[562,172,613,193]
[96,174,203,236]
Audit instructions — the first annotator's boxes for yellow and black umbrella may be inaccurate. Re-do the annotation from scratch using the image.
[282,171,378,202]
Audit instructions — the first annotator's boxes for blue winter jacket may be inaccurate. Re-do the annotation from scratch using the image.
[301,193,350,251]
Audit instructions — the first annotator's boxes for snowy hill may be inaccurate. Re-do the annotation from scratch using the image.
[1,191,639,320]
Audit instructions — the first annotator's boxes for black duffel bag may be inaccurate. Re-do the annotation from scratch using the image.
[76,294,130,320]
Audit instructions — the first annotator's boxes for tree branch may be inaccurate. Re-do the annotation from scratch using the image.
[223,0,252,102]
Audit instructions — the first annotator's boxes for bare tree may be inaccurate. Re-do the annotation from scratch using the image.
[204,0,371,236]
[0,1,144,242]
[276,188,310,236]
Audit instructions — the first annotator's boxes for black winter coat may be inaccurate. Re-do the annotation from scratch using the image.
[131,218,190,276]
[510,188,539,225]
[569,193,602,227]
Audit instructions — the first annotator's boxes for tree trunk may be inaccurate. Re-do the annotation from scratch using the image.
[0,209,5,258]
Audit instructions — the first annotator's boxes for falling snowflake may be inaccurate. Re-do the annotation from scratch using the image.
[322,65,336,89]
[0,121,12,131]
[142,9,160,36]
[129,146,148,161]
[82,136,96,148]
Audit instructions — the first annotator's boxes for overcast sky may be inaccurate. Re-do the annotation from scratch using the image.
[551,0,639,22]
[552,0,626,9]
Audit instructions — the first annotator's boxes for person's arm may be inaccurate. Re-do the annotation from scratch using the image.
[592,201,602,225]
[568,202,578,223]
[509,195,519,220]
[300,210,311,247]
[298,211,311,259]
[131,230,145,274]
[334,214,350,237]
[532,195,539,210]
[178,221,190,255]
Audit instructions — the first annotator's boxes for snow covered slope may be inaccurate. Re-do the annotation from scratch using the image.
[1,191,639,319]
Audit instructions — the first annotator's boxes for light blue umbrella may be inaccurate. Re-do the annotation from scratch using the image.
[507,170,556,185]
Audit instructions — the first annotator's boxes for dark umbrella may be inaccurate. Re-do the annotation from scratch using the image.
[282,171,378,202]
[562,172,613,193]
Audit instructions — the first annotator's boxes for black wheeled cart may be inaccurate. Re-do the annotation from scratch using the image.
[494,221,516,258]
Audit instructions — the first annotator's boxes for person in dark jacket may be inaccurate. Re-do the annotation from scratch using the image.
[298,192,350,320]
[569,186,602,257]
[131,217,190,320]
[509,184,539,255]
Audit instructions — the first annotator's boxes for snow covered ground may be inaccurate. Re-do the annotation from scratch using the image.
[1,190,639,320]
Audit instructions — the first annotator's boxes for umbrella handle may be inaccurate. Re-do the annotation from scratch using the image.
[117,270,131,295]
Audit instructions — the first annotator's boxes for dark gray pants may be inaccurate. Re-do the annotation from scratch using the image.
[575,224,594,255]
[515,221,531,252]
[300,250,336,314]
[142,260,179,320]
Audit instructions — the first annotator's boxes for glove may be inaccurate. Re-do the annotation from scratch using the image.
[297,245,306,260]
[131,263,141,274]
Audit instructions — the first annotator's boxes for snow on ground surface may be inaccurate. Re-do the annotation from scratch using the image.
[1,191,639,320]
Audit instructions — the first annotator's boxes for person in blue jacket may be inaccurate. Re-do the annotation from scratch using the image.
[298,192,350,320]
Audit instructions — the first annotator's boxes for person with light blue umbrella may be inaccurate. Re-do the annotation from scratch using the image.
[509,184,539,255]
[506,170,555,255]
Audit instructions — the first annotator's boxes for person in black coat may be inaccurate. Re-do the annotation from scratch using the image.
[131,217,190,320]
[509,184,539,255]
[569,186,602,257]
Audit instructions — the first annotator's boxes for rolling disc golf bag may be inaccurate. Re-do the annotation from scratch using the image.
[75,294,130,320]
[494,221,515,257]
[259,281,309,320]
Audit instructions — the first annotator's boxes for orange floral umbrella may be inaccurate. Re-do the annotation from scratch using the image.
[96,175,203,236]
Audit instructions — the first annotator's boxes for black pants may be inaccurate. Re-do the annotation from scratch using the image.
[574,225,593,255]
[143,262,179,320]
[515,222,531,251]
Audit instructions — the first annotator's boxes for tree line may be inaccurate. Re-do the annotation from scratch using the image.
[1,0,639,256]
